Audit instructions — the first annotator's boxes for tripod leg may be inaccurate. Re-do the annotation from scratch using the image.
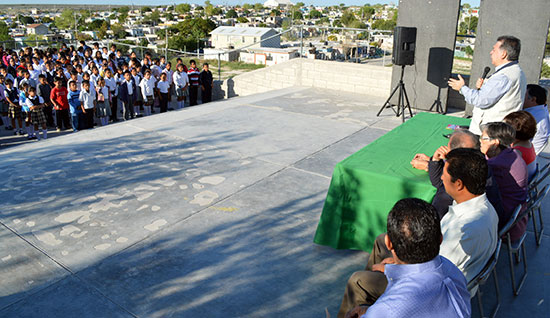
[396,82,403,118]
[377,83,400,117]
[402,84,413,118]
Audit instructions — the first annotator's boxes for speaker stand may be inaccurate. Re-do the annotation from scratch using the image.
[428,87,446,114]
[377,65,413,122]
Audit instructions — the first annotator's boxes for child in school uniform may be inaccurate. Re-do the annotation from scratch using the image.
[157,72,170,113]
[37,74,54,127]
[5,79,23,135]
[25,87,48,141]
[79,80,96,129]
[139,70,156,116]
[67,80,82,132]
[0,75,10,130]
[104,69,118,122]
[19,83,34,139]
[119,71,136,120]
[131,67,143,117]
[95,77,111,126]
[172,63,188,109]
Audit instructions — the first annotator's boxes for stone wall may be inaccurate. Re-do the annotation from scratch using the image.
[211,59,393,101]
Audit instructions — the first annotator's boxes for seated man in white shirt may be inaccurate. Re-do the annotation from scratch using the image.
[440,148,499,287]
[523,84,549,154]
[338,148,498,317]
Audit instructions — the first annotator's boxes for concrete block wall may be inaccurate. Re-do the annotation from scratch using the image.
[212,59,392,101]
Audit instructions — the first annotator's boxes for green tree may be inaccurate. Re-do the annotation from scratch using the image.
[225,9,238,18]
[165,12,174,20]
[281,19,291,30]
[308,9,322,19]
[76,32,93,41]
[24,34,45,47]
[349,20,367,29]
[0,22,10,41]
[242,4,253,10]
[97,20,109,39]
[175,3,191,14]
[111,23,127,39]
[87,19,104,31]
[254,3,264,11]
[205,1,215,16]
[41,17,53,23]
[316,17,330,25]
[464,46,474,57]
[237,17,249,23]
[18,15,35,25]
[292,11,303,21]
[141,6,152,13]
[459,16,478,34]
[541,62,550,78]
[270,9,281,17]
[372,19,395,30]
[341,10,357,27]
[360,5,375,20]
[143,10,161,25]
[117,6,130,14]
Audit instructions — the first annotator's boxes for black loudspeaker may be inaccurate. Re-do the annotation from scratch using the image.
[392,26,417,66]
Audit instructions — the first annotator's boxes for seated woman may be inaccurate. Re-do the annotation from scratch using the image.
[503,111,538,181]
[480,122,528,242]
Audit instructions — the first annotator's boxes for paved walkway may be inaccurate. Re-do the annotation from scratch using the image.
[0,87,548,317]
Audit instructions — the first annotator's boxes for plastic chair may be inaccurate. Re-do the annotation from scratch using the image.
[467,239,502,318]
[498,202,528,296]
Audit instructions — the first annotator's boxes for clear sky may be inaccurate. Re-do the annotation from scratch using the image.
[3,0,481,7]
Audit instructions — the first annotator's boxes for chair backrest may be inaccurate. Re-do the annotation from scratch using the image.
[531,184,550,212]
[498,203,525,238]
[531,163,550,191]
[467,239,502,291]
[528,164,541,201]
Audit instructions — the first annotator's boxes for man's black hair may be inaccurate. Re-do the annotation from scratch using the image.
[387,198,441,264]
[526,84,547,105]
[445,148,488,195]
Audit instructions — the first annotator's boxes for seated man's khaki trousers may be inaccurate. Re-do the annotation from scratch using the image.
[337,234,392,318]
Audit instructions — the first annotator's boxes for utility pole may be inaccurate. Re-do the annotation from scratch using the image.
[165,28,168,60]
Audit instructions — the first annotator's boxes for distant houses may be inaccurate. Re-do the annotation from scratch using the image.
[210,26,280,49]
[263,0,293,8]
[26,23,48,36]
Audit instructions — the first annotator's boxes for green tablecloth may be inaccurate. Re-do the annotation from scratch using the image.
[313,112,471,252]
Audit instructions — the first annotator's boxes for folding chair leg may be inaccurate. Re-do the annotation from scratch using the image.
[516,242,528,295]
[491,268,501,318]
[507,239,528,296]
[476,290,485,318]
[532,210,540,246]
[537,207,544,246]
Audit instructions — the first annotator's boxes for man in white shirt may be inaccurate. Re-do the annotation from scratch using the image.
[523,84,549,154]
[449,36,526,135]
[440,148,499,290]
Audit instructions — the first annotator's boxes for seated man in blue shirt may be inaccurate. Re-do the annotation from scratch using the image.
[347,198,471,318]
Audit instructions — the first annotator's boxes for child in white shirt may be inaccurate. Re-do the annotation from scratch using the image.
[139,70,156,116]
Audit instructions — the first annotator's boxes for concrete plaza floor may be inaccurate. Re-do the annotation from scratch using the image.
[0,87,548,317]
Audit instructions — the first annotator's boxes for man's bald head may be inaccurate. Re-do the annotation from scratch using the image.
[449,130,480,150]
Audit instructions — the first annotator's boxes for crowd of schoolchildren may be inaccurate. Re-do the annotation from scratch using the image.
[0,41,215,141]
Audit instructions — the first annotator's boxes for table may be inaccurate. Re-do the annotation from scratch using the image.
[313,112,471,252]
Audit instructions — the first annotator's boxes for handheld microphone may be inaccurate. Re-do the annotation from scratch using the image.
[482,66,491,79]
